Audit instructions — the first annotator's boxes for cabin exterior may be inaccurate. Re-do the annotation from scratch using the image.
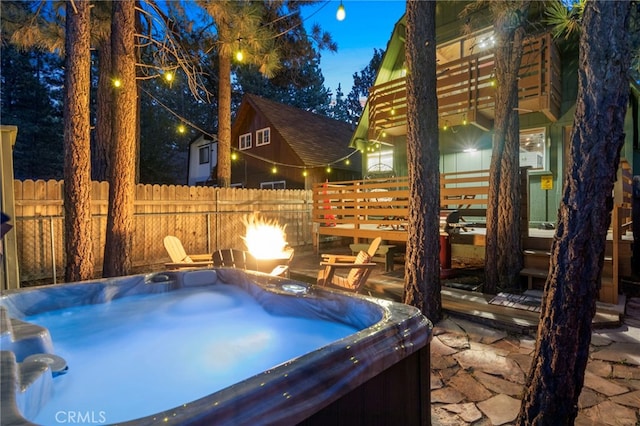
[230,94,361,189]
[312,2,638,303]
[187,133,218,186]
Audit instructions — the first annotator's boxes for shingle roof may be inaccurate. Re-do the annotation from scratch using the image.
[242,94,358,169]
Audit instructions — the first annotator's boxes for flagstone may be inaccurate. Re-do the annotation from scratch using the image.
[469,340,510,357]
[490,338,520,354]
[438,365,460,381]
[579,400,638,426]
[518,336,536,352]
[590,334,613,347]
[507,353,533,374]
[584,371,629,396]
[449,371,493,402]
[433,318,465,336]
[431,373,444,390]
[591,342,640,366]
[454,349,526,384]
[431,406,465,426]
[586,359,613,377]
[431,387,465,404]
[612,364,640,380]
[472,370,524,397]
[432,335,461,356]
[476,394,521,425]
[578,388,605,409]
[431,354,459,370]
[449,318,507,344]
[441,402,483,423]
[610,389,640,409]
[438,332,470,350]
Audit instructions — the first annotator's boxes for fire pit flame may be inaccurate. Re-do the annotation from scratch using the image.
[242,214,290,260]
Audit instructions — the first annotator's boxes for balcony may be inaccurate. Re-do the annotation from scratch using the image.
[368,32,561,138]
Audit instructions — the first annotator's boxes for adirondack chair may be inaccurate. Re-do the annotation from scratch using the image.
[163,236,213,269]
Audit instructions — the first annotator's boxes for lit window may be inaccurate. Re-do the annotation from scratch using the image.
[519,128,546,170]
[366,149,394,175]
[256,128,270,146]
[198,146,209,164]
[239,133,252,150]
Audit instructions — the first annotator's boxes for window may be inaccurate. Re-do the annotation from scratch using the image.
[256,128,271,146]
[519,128,546,170]
[198,146,209,164]
[366,149,394,176]
[239,133,252,150]
[260,180,286,189]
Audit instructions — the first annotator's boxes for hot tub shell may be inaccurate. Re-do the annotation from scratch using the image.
[1,269,432,425]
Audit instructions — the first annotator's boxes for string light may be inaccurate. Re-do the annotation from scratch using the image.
[231,152,238,161]
[113,78,122,88]
[345,159,350,165]
[326,165,331,173]
[164,71,174,83]
[336,1,346,21]
[302,169,308,177]
[271,165,277,174]
[235,37,244,62]
[177,124,186,134]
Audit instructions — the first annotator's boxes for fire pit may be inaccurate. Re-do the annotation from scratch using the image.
[242,214,294,274]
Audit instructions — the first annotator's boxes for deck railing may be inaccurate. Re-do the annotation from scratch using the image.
[368,32,561,136]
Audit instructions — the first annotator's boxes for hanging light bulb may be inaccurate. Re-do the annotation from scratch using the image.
[326,165,332,173]
[271,165,277,174]
[336,1,346,21]
[345,159,350,165]
[231,152,238,161]
[302,169,308,177]
[112,78,122,88]
[235,37,244,62]
[177,124,186,134]
[462,115,468,126]
[164,71,174,83]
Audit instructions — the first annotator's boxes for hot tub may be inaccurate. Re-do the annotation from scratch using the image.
[1,269,432,425]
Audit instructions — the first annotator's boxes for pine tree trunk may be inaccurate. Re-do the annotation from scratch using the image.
[484,2,529,294]
[103,0,137,277]
[517,2,631,423]
[403,0,441,321]
[63,0,94,282]
[93,39,112,182]
[217,49,232,188]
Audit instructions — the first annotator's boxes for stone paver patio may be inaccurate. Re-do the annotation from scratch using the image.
[431,311,640,425]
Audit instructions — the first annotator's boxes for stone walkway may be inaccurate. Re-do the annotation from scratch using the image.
[430,307,640,425]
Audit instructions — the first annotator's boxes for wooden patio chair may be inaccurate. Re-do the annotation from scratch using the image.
[213,248,291,277]
[163,235,213,269]
[321,237,382,264]
[316,250,378,294]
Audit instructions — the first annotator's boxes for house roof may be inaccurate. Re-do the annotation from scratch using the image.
[350,14,406,149]
[239,94,358,169]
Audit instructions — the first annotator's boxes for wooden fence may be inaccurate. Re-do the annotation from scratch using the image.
[12,180,313,286]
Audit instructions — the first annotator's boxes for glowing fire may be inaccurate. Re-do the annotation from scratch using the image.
[242,214,291,260]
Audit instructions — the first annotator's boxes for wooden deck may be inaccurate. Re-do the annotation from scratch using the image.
[289,249,623,335]
[365,281,622,334]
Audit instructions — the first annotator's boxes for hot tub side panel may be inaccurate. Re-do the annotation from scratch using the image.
[297,346,431,426]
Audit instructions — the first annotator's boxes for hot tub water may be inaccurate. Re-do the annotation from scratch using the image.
[25,285,358,425]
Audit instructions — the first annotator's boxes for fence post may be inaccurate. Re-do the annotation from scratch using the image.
[50,216,57,284]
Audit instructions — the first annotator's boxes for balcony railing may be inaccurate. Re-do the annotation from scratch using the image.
[368,32,561,138]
